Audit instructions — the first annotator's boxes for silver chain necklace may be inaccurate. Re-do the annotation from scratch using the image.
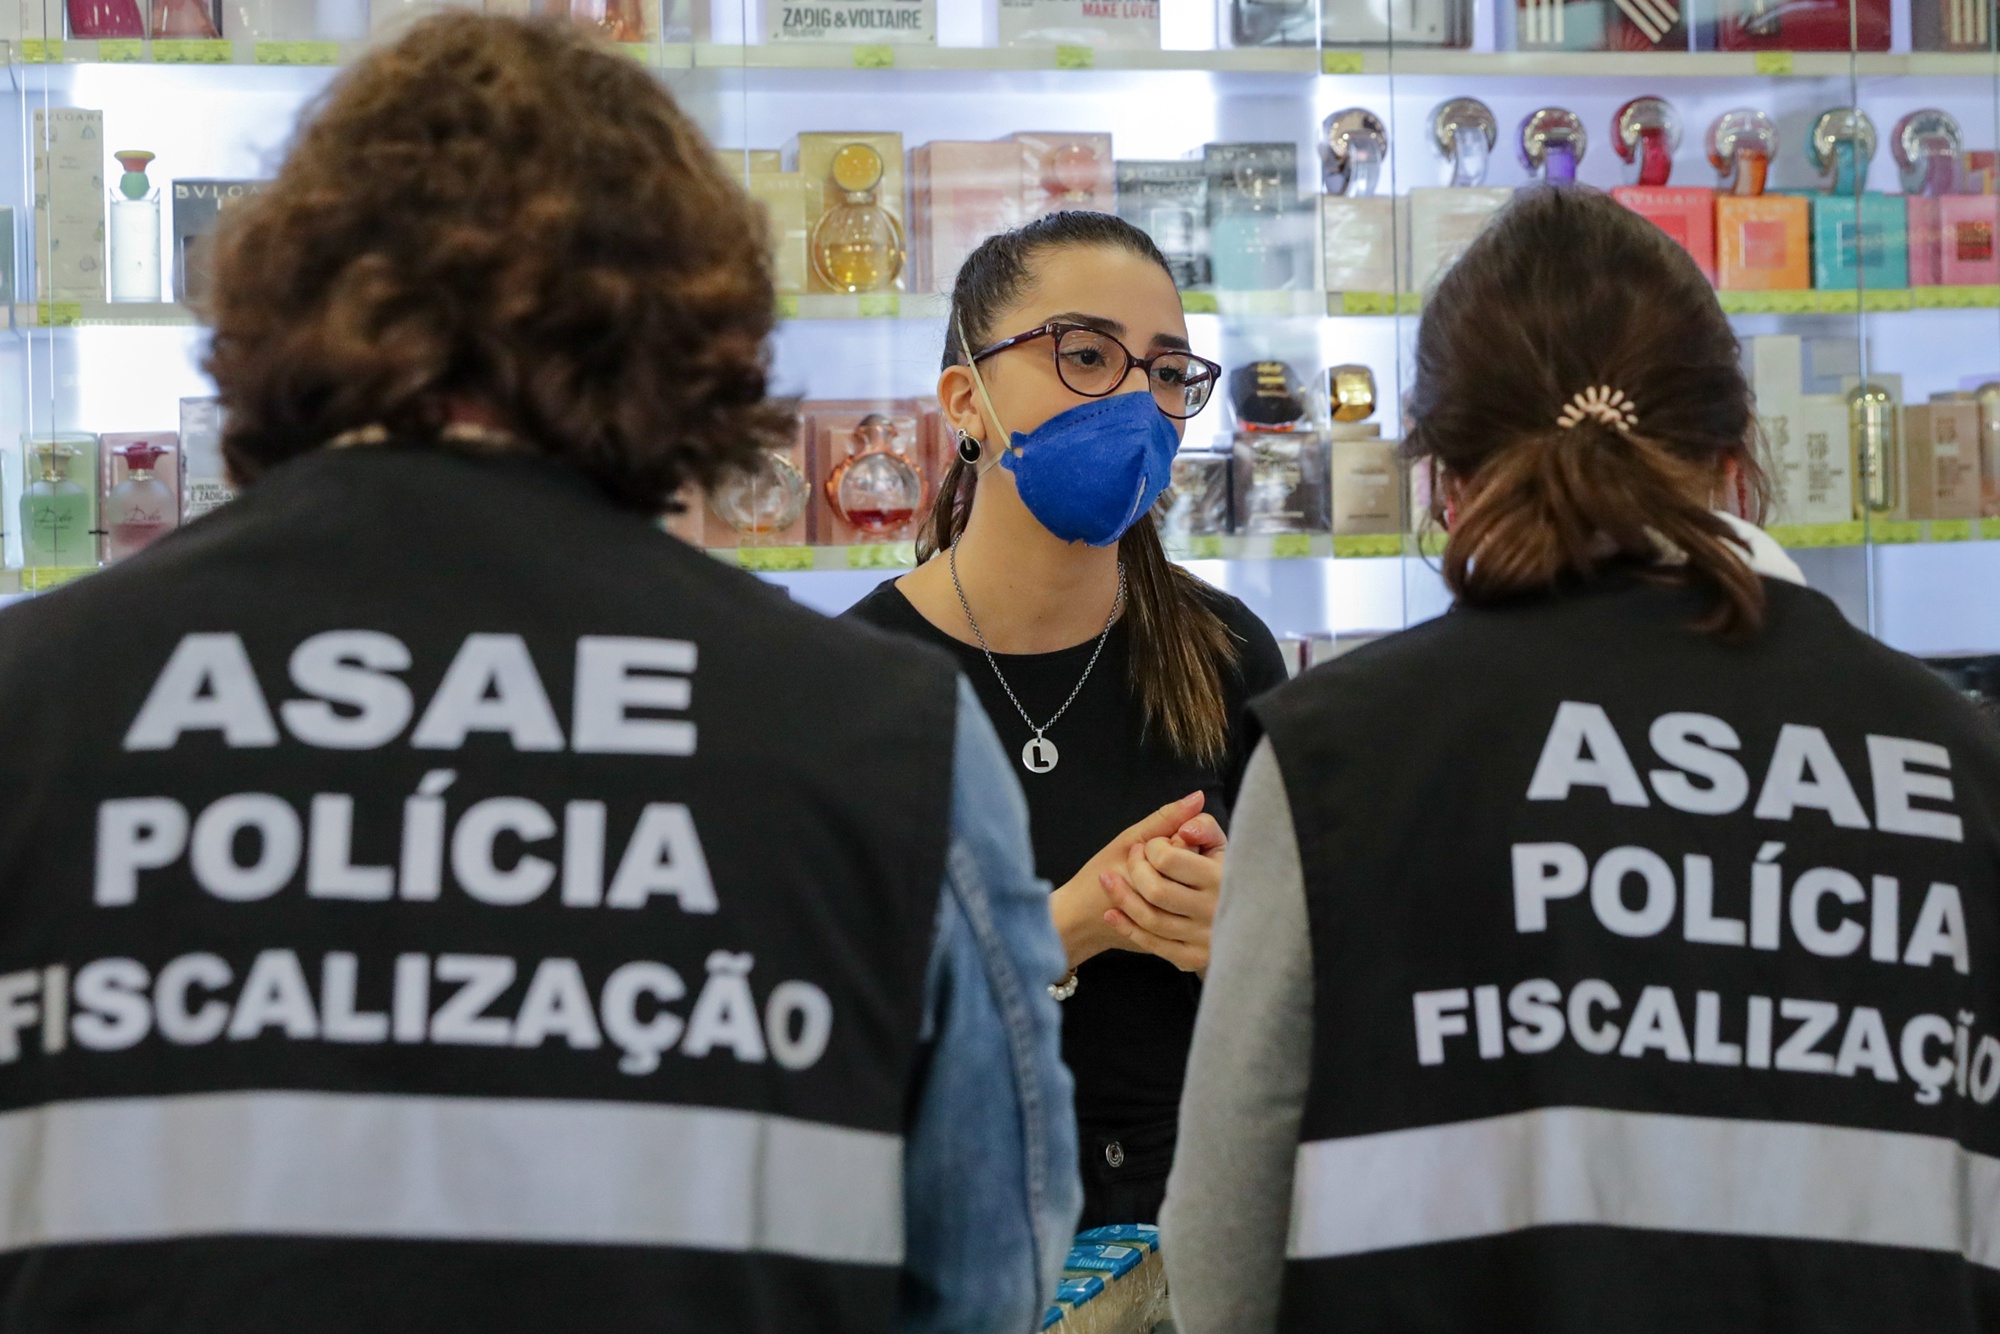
[949,535,1125,776]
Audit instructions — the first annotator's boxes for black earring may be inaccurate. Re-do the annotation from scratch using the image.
[956,431,982,465]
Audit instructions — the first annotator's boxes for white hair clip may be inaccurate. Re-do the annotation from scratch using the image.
[1556,385,1640,432]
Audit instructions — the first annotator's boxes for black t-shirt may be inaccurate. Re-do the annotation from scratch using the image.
[847,577,1288,1130]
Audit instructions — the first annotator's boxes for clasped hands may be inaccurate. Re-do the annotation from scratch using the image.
[1051,791,1224,978]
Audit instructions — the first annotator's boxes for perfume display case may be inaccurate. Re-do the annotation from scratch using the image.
[4,0,2000,677]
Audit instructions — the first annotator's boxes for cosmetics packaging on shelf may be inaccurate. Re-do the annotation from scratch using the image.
[1320,109,1400,297]
[1510,0,1684,52]
[152,0,220,36]
[1916,0,1992,49]
[1897,112,1999,289]
[1164,452,1231,540]
[1716,0,1887,50]
[1408,98,1510,294]
[705,432,812,548]
[33,109,106,303]
[1228,361,1329,534]
[912,142,1022,295]
[368,0,478,35]
[1710,110,1808,292]
[809,401,927,545]
[108,150,161,304]
[1610,98,1715,284]
[18,434,99,570]
[1117,160,1210,290]
[99,433,182,561]
[1015,133,1114,220]
[172,179,269,304]
[1847,379,1901,520]
[0,207,14,307]
[67,0,143,38]
[746,169,810,296]
[791,133,907,295]
[225,0,322,38]
[1977,383,2000,519]
[1322,366,1402,537]
[1229,0,1469,46]
[1903,400,1983,521]
[999,0,1159,47]
[768,0,933,43]
[1207,143,1308,292]
[178,397,233,522]
[1746,336,1854,527]
[1808,109,1907,292]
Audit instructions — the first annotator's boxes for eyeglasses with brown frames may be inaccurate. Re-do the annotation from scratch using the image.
[967,321,1222,420]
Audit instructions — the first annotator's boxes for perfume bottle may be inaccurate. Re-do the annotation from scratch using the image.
[1321,108,1387,199]
[1708,108,1776,196]
[1211,160,1296,291]
[20,438,94,568]
[109,150,161,304]
[1613,97,1678,187]
[824,414,924,537]
[1519,107,1587,185]
[809,143,905,295]
[557,0,645,41]
[106,442,176,560]
[1895,109,1961,198]
[708,450,809,538]
[1849,383,1899,518]
[1434,97,1497,188]
[67,0,144,38]
[1809,107,1875,197]
[1043,143,1105,209]
[152,0,221,38]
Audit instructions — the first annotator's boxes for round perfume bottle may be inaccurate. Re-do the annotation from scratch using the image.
[107,442,176,560]
[1518,107,1587,185]
[824,415,924,536]
[19,436,94,568]
[809,144,906,294]
[109,150,162,304]
[709,450,809,537]
[1613,96,1680,187]
[1894,109,1962,198]
[1321,108,1387,198]
[1431,97,1497,188]
[1809,107,1877,196]
[1707,108,1777,196]
[1044,143,1103,208]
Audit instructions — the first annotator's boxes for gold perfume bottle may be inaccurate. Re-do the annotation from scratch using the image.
[1849,382,1900,517]
[810,143,906,294]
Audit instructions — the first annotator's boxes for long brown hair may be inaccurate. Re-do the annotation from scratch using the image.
[204,14,791,508]
[1404,186,1772,637]
[923,211,1240,767]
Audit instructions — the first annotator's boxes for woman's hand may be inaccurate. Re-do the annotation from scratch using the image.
[1100,811,1226,976]
[1050,792,1207,971]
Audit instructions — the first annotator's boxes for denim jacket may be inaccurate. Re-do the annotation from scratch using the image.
[899,680,1082,1333]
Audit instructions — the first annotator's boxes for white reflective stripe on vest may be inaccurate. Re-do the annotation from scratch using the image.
[0,1091,904,1265]
[1288,1105,2000,1266]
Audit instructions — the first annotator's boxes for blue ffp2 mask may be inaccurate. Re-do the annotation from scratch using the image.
[998,392,1182,547]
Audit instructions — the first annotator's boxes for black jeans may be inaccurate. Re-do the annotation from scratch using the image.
[1078,1116,1177,1229]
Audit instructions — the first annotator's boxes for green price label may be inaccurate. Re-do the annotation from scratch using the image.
[1860,288,1913,312]
[98,38,142,60]
[617,41,655,64]
[1271,534,1313,560]
[153,38,232,62]
[37,302,82,327]
[20,38,63,62]
[775,294,800,320]
[1183,535,1225,560]
[1816,289,1860,313]
[21,566,95,591]
[1321,49,1364,73]
[254,39,339,64]
[1055,44,1094,68]
[1870,520,1923,545]
[736,545,815,572]
[1752,51,1794,74]
[851,44,893,68]
[1332,534,1404,559]
[1340,290,1395,316]
[1930,520,1974,544]
[1180,291,1220,315]
[856,292,899,318]
[846,542,915,569]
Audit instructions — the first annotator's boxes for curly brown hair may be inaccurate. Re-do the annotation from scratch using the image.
[202,13,791,509]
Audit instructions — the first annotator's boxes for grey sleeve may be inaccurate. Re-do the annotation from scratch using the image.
[1161,737,1313,1334]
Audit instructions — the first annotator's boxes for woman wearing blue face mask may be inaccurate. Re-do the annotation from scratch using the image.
[847,211,1289,1228]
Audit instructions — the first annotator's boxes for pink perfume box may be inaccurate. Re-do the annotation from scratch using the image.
[911,141,1022,295]
[1612,186,1717,285]
[1908,197,1944,286]
[1013,132,1115,219]
[1942,194,2000,286]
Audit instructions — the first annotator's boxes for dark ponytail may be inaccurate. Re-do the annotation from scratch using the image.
[1404,186,1772,638]
[923,211,1240,766]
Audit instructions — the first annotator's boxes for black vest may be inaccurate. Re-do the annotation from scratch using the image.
[1254,575,2000,1333]
[0,445,956,1334]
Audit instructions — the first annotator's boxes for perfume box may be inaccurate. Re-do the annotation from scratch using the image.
[804,399,924,545]
[1321,196,1400,295]
[32,109,105,302]
[1746,335,1854,527]
[98,432,182,562]
[1015,132,1115,219]
[172,178,270,304]
[1165,451,1231,539]
[1207,143,1309,292]
[0,206,13,306]
[999,0,1160,47]
[178,396,235,522]
[1941,195,2000,287]
[1117,160,1210,289]
[703,430,812,548]
[746,171,811,295]
[716,149,785,177]
[1509,0,1684,50]
[1909,196,1945,287]
[789,133,906,295]
[1231,431,1329,534]
[1230,0,1469,45]
[1904,401,1983,520]
[911,141,1021,295]
[1612,186,1716,285]
[1715,194,1810,291]
[1406,186,1511,294]
[1716,0,1888,47]
[1328,428,1405,535]
[1811,193,1908,291]
[1915,0,1992,46]
[768,0,934,42]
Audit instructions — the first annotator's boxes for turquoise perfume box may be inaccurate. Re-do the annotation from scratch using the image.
[1811,192,1909,291]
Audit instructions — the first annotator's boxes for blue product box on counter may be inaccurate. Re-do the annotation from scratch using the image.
[1077,1223,1161,1252]
[1057,1275,1106,1304]
[1811,193,1909,291]
[1065,1243,1144,1279]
